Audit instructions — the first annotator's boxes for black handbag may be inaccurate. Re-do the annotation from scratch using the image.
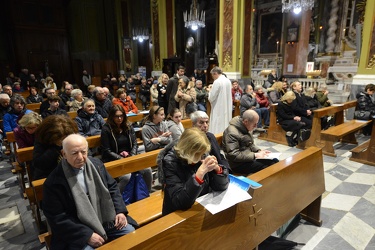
[185,101,198,115]
[354,110,371,120]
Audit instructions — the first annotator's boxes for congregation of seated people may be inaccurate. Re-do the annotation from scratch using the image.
[1,67,374,248]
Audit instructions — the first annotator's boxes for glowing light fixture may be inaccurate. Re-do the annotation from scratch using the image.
[132,28,149,43]
[282,0,314,14]
[184,0,205,31]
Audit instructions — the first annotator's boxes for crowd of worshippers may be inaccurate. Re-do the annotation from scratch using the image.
[1,67,374,248]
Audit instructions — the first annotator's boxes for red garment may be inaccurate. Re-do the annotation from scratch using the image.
[112,97,138,114]
[255,92,269,108]
[231,88,243,101]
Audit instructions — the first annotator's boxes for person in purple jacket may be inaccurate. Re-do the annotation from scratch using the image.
[13,112,42,149]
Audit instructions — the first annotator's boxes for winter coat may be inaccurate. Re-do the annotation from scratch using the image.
[304,95,321,111]
[42,157,136,250]
[356,91,375,113]
[141,121,172,152]
[32,141,63,180]
[112,97,138,114]
[3,108,32,133]
[74,109,105,137]
[26,94,43,104]
[316,91,331,107]
[100,123,138,162]
[41,108,68,119]
[240,92,258,116]
[93,97,112,118]
[267,89,283,104]
[291,91,310,117]
[13,125,35,148]
[195,87,207,104]
[166,120,184,141]
[174,86,196,119]
[255,92,269,108]
[222,116,260,170]
[158,145,229,216]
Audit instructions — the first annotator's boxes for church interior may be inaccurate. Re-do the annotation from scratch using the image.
[0,0,375,249]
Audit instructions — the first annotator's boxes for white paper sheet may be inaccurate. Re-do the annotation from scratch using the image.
[196,182,252,215]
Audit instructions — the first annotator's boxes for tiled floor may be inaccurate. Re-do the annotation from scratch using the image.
[0,134,374,249]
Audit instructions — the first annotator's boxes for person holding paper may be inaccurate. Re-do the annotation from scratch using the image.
[222,110,277,175]
[157,127,229,216]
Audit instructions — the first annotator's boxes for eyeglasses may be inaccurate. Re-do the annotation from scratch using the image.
[114,115,124,119]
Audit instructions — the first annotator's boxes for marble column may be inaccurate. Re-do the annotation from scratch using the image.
[282,10,312,77]
[217,0,253,80]
[150,0,174,77]
[349,0,375,119]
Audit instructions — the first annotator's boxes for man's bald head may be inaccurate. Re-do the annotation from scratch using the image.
[242,110,259,132]
[62,134,88,169]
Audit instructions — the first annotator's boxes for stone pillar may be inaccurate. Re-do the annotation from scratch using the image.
[150,0,175,77]
[282,10,312,77]
[349,0,375,119]
[217,0,253,80]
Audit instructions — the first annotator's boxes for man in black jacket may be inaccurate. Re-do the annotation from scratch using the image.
[43,134,136,249]
[92,87,112,118]
[190,111,231,172]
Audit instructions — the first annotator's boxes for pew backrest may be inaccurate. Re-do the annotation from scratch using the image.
[99,146,325,249]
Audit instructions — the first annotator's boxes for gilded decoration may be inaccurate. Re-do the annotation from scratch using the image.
[222,0,233,69]
[152,0,160,70]
[367,15,375,69]
[223,52,232,69]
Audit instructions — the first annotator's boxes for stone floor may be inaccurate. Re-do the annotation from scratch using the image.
[0,134,374,249]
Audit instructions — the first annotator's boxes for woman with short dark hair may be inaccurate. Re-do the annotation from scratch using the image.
[32,115,78,180]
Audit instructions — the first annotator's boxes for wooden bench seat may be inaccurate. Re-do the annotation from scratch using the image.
[34,133,223,247]
[320,120,372,157]
[258,104,288,146]
[99,146,325,249]
[350,119,375,166]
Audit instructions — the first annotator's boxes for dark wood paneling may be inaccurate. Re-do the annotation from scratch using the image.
[6,0,71,85]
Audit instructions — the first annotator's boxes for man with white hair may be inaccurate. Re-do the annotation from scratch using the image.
[190,111,231,172]
[43,134,136,249]
[92,87,112,118]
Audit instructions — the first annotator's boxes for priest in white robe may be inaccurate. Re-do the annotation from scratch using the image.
[208,67,232,134]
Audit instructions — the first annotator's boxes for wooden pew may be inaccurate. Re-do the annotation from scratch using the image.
[258,104,288,146]
[33,133,223,246]
[67,111,78,119]
[298,100,370,156]
[26,102,41,113]
[100,146,325,249]
[320,120,371,156]
[6,131,26,194]
[350,118,375,166]
[259,100,365,156]
[16,134,102,233]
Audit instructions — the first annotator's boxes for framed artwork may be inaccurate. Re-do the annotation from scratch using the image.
[258,12,283,54]
[287,26,299,43]
[306,62,314,72]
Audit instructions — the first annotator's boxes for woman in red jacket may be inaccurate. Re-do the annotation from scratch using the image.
[112,88,138,114]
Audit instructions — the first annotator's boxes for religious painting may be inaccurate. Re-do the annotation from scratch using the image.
[287,26,299,43]
[258,12,283,54]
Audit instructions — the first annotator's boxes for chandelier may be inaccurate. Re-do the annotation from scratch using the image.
[184,0,205,31]
[132,28,149,43]
[282,0,314,14]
